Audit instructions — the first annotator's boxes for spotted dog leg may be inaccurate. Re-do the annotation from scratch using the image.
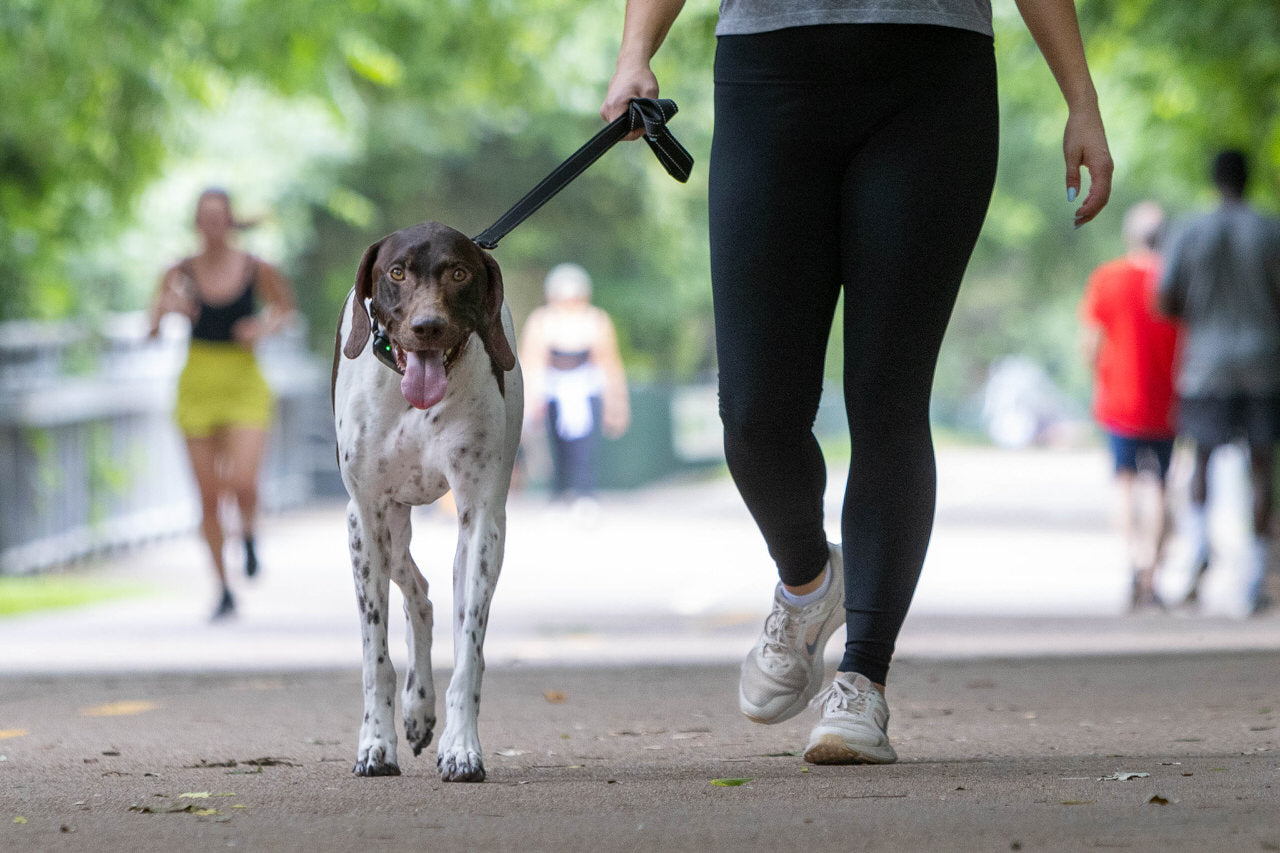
[437,502,505,782]
[348,499,401,776]
[389,517,436,758]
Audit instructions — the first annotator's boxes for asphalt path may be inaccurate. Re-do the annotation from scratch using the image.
[3,445,1279,850]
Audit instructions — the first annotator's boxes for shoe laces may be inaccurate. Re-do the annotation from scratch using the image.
[760,606,802,656]
[809,675,874,716]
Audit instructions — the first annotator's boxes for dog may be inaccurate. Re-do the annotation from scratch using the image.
[332,221,522,782]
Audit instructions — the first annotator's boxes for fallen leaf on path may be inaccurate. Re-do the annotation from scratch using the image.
[1148,795,1178,805]
[13,817,27,824]
[178,792,211,799]
[710,778,752,787]
[184,759,238,769]
[129,803,193,814]
[1060,800,1095,806]
[243,757,298,767]
[543,690,567,703]
[80,701,158,717]
[0,730,27,740]
[1098,772,1150,782]
[495,749,528,757]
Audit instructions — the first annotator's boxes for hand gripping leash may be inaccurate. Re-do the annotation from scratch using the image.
[471,98,693,251]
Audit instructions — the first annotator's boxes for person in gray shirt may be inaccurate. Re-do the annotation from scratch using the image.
[1158,149,1280,614]
[603,0,1113,766]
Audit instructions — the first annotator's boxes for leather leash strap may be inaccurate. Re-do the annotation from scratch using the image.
[472,98,693,251]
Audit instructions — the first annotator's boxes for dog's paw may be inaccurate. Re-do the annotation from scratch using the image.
[437,748,485,783]
[405,716,436,757]
[353,744,401,777]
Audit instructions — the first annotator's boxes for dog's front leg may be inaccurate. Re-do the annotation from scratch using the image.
[391,553,436,758]
[437,504,505,782]
[348,499,401,776]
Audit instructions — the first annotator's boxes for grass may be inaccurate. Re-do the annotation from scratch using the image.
[0,575,153,618]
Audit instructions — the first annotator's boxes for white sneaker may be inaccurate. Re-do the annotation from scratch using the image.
[738,544,845,724]
[803,672,897,764]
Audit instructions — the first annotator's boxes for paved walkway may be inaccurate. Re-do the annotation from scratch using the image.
[4,445,1280,851]
[1,445,1276,674]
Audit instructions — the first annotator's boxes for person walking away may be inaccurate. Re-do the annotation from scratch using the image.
[1080,201,1180,610]
[1158,150,1280,615]
[603,0,1112,763]
[519,263,631,513]
[149,188,296,620]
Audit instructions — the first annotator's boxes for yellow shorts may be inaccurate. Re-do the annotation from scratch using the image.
[175,341,274,438]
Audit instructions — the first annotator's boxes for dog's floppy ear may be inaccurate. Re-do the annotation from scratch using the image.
[478,250,516,373]
[343,238,384,360]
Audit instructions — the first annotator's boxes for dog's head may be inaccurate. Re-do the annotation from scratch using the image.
[343,221,516,408]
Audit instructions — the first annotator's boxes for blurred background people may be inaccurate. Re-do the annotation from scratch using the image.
[1158,150,1280,615]
[149,188,296,620]
[1080,201,1180,610]
[519,263,630,513]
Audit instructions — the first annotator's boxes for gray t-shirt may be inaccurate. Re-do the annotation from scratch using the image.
[716,0,993,37]
[1158,202,1280,397]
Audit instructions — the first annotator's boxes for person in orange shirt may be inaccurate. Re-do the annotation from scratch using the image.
[1081,201,1180,610]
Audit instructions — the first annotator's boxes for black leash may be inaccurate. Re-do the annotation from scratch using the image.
[471,98,693,250]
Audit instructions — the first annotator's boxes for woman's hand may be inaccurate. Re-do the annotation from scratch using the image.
[231,315,266,347]
[1065,105,1113,228]
[1013,0,1113,227]
[149,272,195,337]
[601,0,684,137]
[602,62,660,129]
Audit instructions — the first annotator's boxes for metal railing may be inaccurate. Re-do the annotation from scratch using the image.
[0,313,336,575]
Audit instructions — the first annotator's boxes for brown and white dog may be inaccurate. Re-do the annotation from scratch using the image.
[332,221,522,782]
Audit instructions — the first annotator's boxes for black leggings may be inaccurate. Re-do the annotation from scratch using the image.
[711,25,999,683]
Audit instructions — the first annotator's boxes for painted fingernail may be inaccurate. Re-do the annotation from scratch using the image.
[1067,187,1078,203]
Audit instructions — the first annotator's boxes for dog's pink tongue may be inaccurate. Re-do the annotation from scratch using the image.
[401,350,448,409]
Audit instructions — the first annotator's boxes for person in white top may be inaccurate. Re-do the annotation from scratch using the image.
[520,263,631,506]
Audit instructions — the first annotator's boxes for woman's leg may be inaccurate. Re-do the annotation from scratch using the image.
[224,426,267,535]
[546,401,570,498]
[713,25,998,685]
[710,32,846,590]
[565,397,605,497]
[225,426,268,575]
[185,434,228,589]
[834,32,999,683]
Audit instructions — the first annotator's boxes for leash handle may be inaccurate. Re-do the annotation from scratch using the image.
[472,98,693,251]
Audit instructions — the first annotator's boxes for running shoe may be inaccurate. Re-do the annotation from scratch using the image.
[803,671,897,764]
[738,544,844,724]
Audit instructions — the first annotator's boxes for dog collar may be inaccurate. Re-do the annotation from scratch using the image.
[370,323,402,375]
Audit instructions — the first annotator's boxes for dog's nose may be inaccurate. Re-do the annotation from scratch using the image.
[410,316,447,338]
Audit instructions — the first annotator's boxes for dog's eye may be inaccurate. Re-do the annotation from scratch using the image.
[451,268,470,283]
[388,266,406,282]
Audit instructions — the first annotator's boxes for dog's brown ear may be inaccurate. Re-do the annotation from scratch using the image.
[478,250,516,373]
[343,238,383,359]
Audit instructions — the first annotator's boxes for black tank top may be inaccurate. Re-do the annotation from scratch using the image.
[183,258,259,343]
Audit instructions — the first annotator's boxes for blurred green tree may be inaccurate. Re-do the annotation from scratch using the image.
[4,0,1279,401]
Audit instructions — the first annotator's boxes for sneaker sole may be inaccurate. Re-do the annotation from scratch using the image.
[803,733,897,765]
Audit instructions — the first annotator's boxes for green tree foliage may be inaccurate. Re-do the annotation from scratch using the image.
[1,1,173,318]
[4,0,1280,401]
